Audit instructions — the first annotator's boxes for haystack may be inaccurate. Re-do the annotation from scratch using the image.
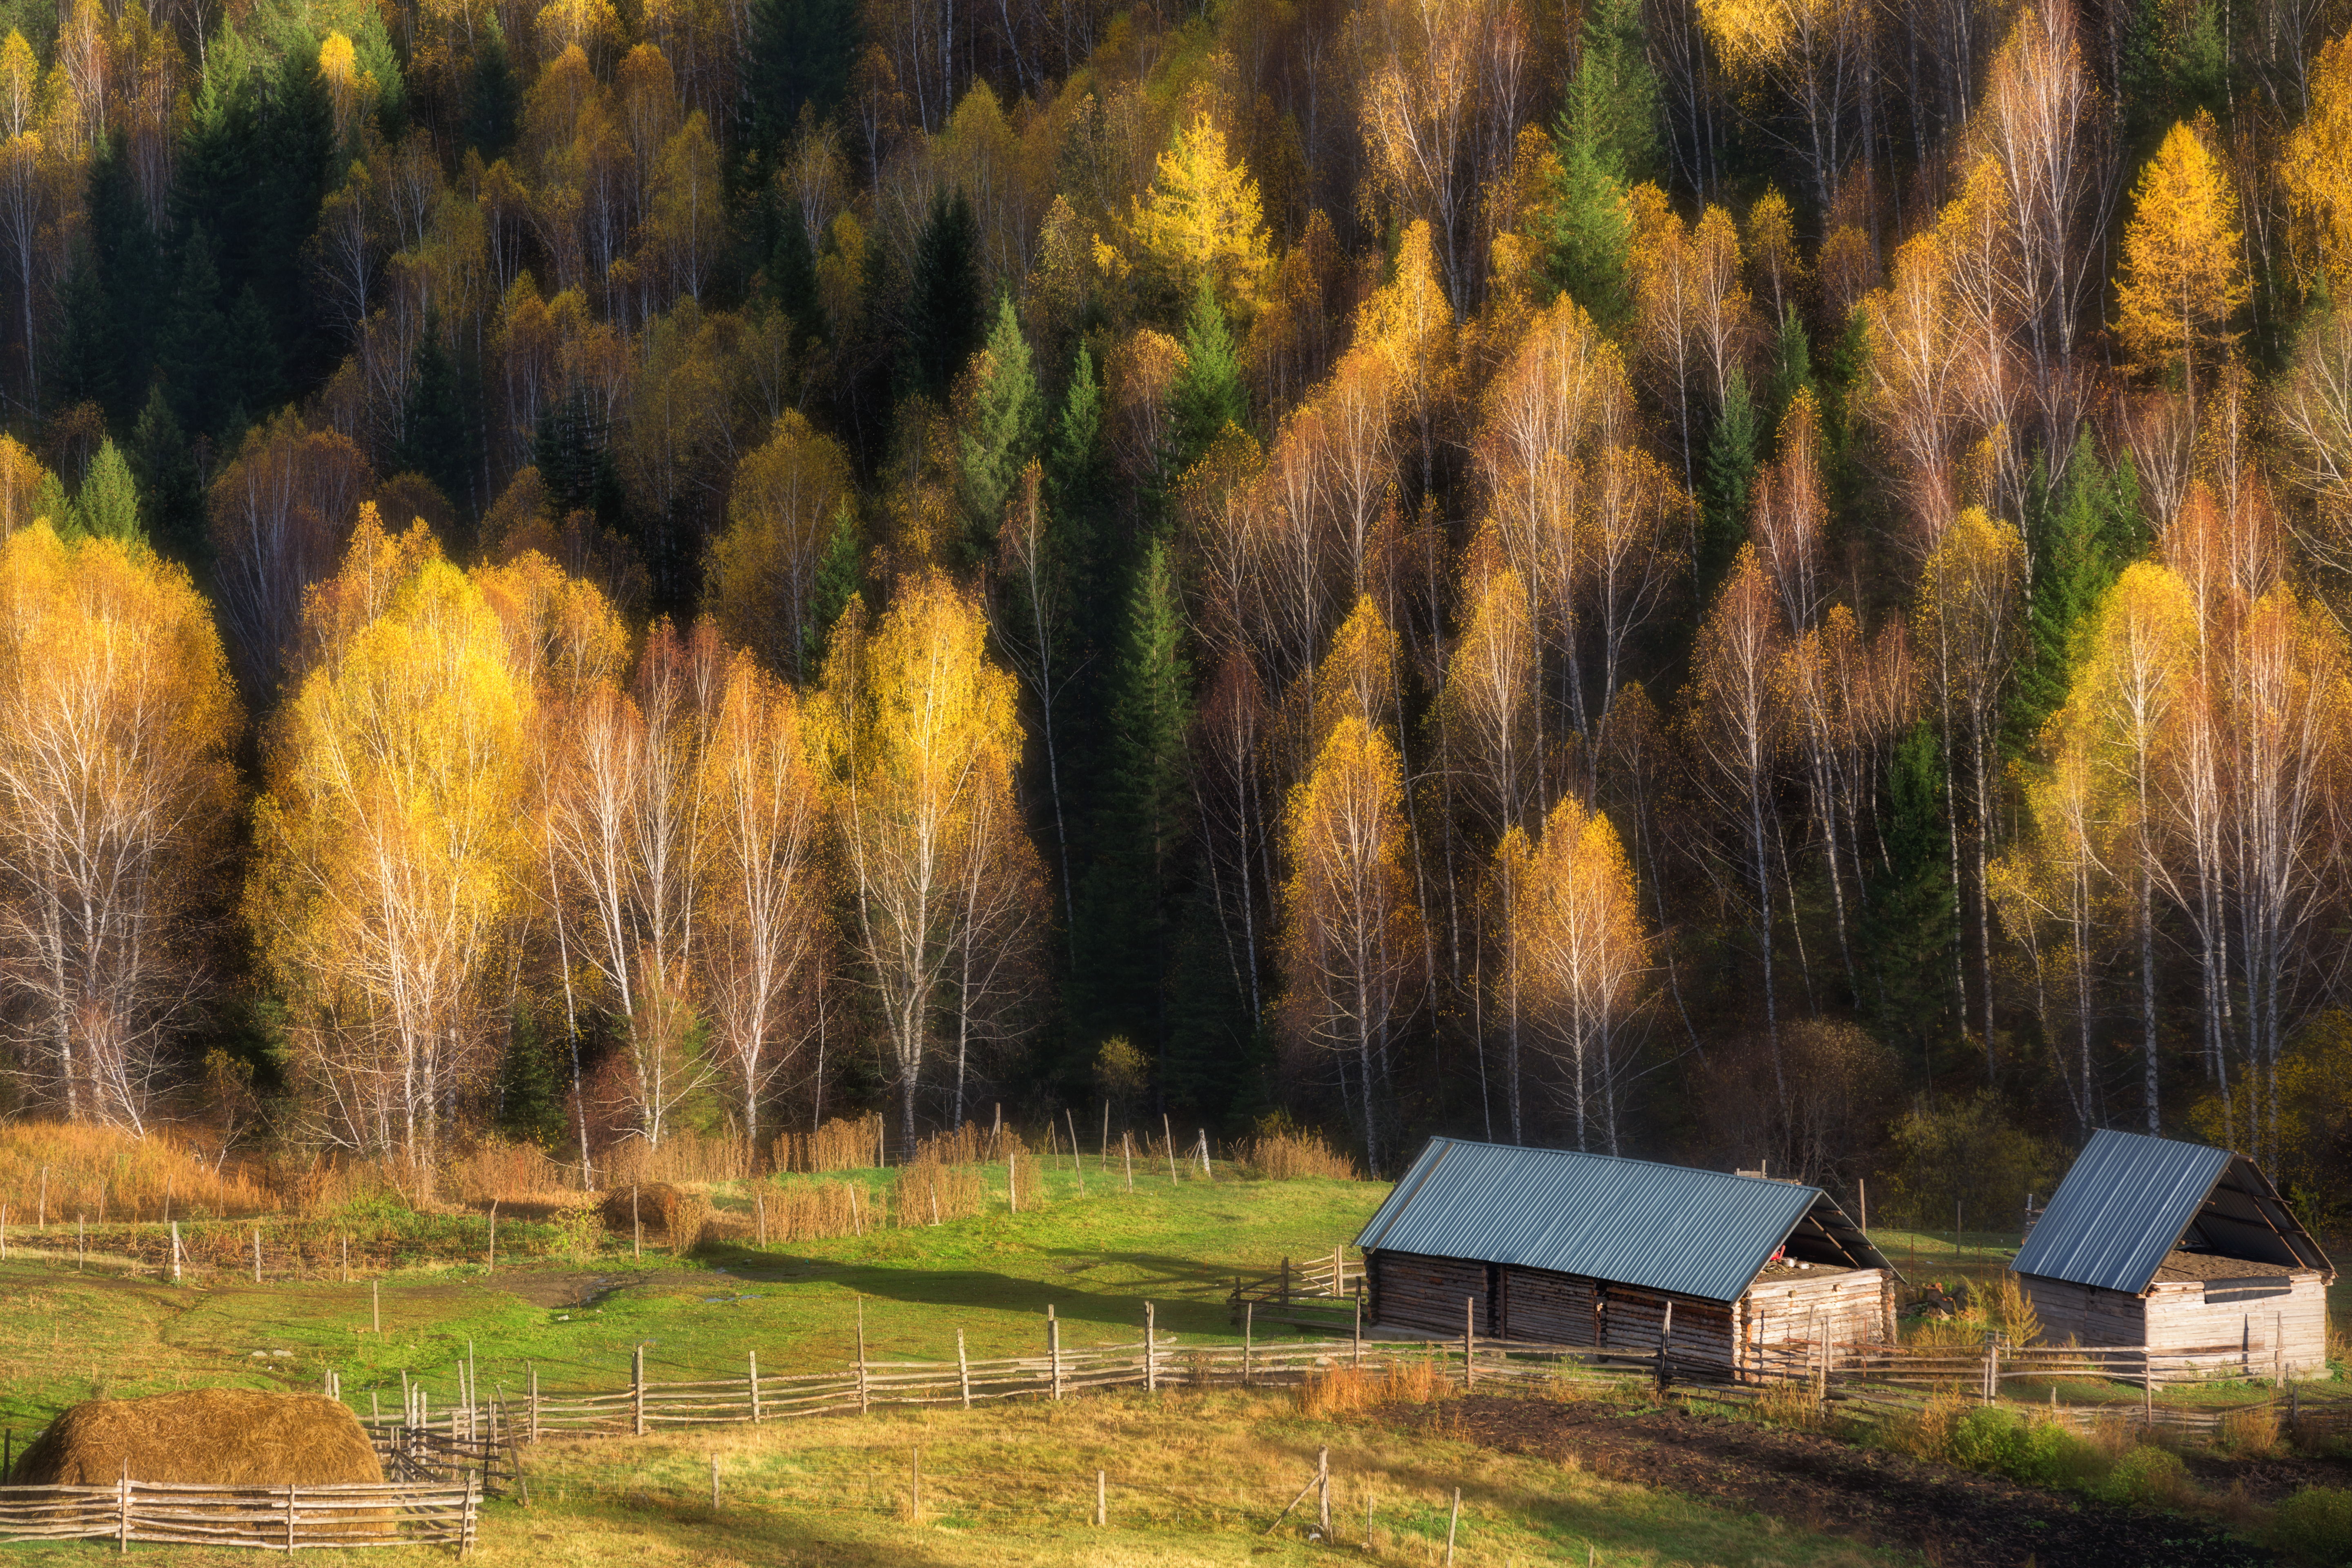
[10,1389,383,1486]
[599,1181,684,1231]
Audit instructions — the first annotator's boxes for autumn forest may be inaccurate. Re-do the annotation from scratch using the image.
[2,0,2350,1222]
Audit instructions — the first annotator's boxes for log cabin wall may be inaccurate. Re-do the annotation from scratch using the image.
[1736,1268,1893,1368]
[2019,1272,2328,1378]
[1370,1250,1494,1334]
[2142,1274,2329,1378]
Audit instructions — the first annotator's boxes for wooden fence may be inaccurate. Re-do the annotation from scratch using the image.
[1228,1250,1365,1332]
[1751,1337,2327,1392]
[0,1477,478,1552]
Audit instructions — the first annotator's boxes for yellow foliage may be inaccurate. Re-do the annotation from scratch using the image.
[2115,116,2246,395]
[1129,111,1272,316]
[2285,33,2352,298]
[711,410,855,681]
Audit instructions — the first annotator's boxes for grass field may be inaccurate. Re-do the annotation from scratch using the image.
[0,1165,1915,1565]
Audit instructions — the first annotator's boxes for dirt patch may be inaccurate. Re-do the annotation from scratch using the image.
[2183,1447,2352,1506]
[482,1270,642,1309]
[1388,1395,2272,1568]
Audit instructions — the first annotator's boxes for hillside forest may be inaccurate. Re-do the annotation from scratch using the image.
[4,0,2352,1222]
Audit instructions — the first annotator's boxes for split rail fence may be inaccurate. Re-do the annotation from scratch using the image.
[1227,1249,1365,1332]
[0,1476,478,1552]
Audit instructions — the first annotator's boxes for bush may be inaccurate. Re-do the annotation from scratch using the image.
[2100,1444,2194,1509]
[2266,1488,2352,1566]
[1948,1407,2095,1488]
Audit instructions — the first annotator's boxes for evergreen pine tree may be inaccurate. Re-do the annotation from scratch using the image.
[1079,537,1194,1072]
[1169,277,1249,472]
[1699,366,1759,597]
[806,501,862,665]
[129,383,204,563]
[67,440,143,543]
[394,328,478,520]
[1047,342,1115,637]
[958,294,1045,555]
[772,207,823,341]
[2007,430,2146,749]
[160,225,235,435]
[745,0,860,151]
[1865,719,1962,1069]
[906,187,982,404]
[1766,304,1815,425]
[30,469,68,532]
[227,284,284,416]
[1541,0,1655,322]
[465,24,520,157]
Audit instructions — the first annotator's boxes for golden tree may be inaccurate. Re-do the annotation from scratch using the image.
[0,524,238,1129]
[810,572,1039,1154]
[2116,116,2247,409]
[710,410,855,681]
[1128,111,1272,317]
[696,650,829,1147]
[1513,793,1650,1152]
[1279,713,1425,1176]
[249,509,536,1172]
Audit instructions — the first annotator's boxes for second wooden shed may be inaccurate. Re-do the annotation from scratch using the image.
[2012,1128,2335,1379]
[1355,1138,1900,1376]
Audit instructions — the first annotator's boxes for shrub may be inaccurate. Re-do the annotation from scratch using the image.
[1947,1407,2096,1488]
[1298,1359,1449,1417]
[2100,1444,2194,1509]
[2217,1403,2282,1458]
[2266,1488,2352,1566]
[1238,1130,1361,1180]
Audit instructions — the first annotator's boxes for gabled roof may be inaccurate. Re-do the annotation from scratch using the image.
[2011,1128,2336,1295]
[1354,1138,1894,1304]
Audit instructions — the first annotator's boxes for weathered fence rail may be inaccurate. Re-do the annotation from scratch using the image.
[0,1477,478,1552]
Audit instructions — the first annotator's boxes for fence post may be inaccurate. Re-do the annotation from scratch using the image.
[285,1479,297,1550]
[958,1330,970,1410]
[341,1234,348,1284]
[1444,1488,1461,1566]
[1463,1296,1475,1390]
[632,1346,646,1437]
[1096,1469,1105,1528]
[1243,1300,1253,1387]
[1281,1256,1290,1310]
[755,1193,766,1247]
[117,1462,128,1553]
[1049,1307,1062,1401]
[1198,1130,1212,1182]
[1145,1303,1156,1393]
[252,1226,262,1284]
[169,1221,180,1283]
[749,1350,761,1424]
[1163,1115,1178,1184]
[1353,1290,1362,1366]
[1123,1133,1133,1193]
[633,1187,641,1261]
[2143,1346,2154,1428]
[710,1452,720,1514]
[856,1298,870,1415]
[460,1470,477,1560]
[528,1365,539,1443]
[486,1203,496,1276]
[1317,1446,1330,1535]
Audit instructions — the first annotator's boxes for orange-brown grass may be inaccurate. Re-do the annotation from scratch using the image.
[769,1113,885,1174]
[446,1139,586,1205]
[0,1121,272,1222]
[604,1132,755,1186]
[2218,1403,2283,1457]
[1297,1357,1452,1418]
[755,1178,875,1241]
[891,1158,987,1226]
[1238,1131,1361,1180]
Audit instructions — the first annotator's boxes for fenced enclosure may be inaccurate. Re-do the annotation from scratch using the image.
[0,1476,478,1552]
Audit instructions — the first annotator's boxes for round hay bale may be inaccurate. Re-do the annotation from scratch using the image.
[10,1389,383,1486]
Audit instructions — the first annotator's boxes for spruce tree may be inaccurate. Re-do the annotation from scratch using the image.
[906,187,982,405]
[395,329,477,519]
[958,294,1045,555]
[1169,277,1248,472]
[68,440,143,543]
[160,225,235,434]
[1080,537,1194,1070]
[1766,304,1815,425]
[1047,342,1115,637]
[745,0,860,151]
[1699,366,1759,597]
[1541,0,1655,323]
[806,502,862,666]
[129,384,204,563]
[465,24,520,156]
[1865,719,1962,1068]
[2007,430,2145,750]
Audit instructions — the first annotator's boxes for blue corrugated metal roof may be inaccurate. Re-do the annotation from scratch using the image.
[1353,1138,1832,1303]
[2011,1129,2233,1295]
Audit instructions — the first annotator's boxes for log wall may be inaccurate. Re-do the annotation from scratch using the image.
[2020,1272,2329,1379]
[1738,1269,1894,1367]
[1368,1251,1493,1334]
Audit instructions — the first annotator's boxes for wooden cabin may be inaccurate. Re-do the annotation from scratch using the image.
[2013,1129,2335,1379]
[1356,1138,1900,1377]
